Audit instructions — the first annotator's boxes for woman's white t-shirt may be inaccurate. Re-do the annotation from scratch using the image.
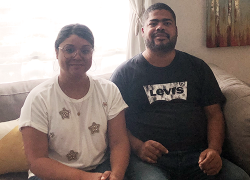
[19,75,128,177]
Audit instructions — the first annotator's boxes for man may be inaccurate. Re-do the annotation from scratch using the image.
[110,3,250,180]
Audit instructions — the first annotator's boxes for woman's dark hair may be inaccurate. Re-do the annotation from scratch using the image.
[55,24,94,49]
[142,3,176,25]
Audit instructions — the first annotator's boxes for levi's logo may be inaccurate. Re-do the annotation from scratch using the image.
[143,81,187,104]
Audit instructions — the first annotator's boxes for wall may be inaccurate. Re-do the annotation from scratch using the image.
[152,0,250,84]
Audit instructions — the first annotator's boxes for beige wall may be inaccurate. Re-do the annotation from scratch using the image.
[152,0,250,84]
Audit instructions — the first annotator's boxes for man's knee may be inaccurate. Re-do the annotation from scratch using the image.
[126,154,168,180]
[217,158,250,180]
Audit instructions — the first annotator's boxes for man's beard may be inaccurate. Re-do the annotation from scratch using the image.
[145,33,177,53]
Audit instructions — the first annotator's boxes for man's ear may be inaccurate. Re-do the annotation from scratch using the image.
[176,26,178,37]
[141,27,145,37]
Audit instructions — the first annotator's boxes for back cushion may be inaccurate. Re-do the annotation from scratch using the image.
[0,79,46,122]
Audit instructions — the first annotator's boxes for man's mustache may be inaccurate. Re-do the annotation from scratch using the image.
[152,32,170,39]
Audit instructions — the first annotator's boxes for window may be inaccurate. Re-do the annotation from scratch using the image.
[0,0,129,83]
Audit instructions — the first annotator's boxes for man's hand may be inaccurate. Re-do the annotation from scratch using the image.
[198,148,222,175]
[136,140,168,163]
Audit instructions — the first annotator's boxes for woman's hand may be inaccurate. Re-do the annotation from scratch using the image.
[101,171,124,180]
[79,172,103,180]
[100,171,111,180]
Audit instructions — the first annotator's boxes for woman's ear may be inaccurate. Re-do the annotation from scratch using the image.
[55,48,59,59]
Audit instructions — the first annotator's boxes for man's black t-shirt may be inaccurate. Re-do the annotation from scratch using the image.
[110,50,225,151]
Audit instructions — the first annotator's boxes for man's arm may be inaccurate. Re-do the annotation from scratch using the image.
[206,103,225,154]
[198,103,225,175]
[127,130,168,164]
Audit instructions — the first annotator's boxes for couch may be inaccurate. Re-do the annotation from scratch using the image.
[0,64,249,179]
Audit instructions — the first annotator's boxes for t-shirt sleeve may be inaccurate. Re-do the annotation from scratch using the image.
[19,91,49,134]
[110,67,130,105]
[199,61,226,107]
[107,82,128,120]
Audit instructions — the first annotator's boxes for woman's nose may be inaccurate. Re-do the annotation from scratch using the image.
[73,49,82,59]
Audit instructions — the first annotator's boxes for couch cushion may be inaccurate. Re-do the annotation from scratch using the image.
[0,74,112,123]
[209,63,250,175]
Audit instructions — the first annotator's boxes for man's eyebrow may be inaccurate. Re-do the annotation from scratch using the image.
[149,18,173,22]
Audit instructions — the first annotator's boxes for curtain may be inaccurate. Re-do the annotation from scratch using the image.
[126,0,153,60]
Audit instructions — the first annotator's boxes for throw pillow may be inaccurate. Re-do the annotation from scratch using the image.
[0,119,29,175]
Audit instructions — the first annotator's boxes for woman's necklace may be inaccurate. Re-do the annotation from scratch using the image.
[67,86,89,116]
[68,98,84,116]
[58,76,90,116]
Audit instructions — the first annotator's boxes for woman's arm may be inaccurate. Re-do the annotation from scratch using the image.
[21,127,103,180]
[107,110,130,180]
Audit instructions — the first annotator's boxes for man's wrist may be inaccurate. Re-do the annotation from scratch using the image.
[208,146,222,155]
[110,171,124,180]
[128,134,143,155]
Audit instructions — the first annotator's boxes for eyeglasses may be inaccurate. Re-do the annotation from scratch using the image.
[58,44,93,59]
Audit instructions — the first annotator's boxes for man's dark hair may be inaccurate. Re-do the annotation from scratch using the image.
[142,3,176,25]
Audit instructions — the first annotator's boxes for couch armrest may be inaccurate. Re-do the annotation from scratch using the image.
[209,63,250,175]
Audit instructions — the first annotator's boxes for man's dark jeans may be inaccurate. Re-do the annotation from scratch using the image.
[126,149,250,180]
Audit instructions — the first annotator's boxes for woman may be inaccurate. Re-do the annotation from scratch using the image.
[19,24,130,180]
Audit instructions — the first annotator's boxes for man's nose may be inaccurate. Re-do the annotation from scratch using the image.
[156,22,166,31]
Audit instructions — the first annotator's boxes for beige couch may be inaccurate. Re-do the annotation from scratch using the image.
[0,64,249,179]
